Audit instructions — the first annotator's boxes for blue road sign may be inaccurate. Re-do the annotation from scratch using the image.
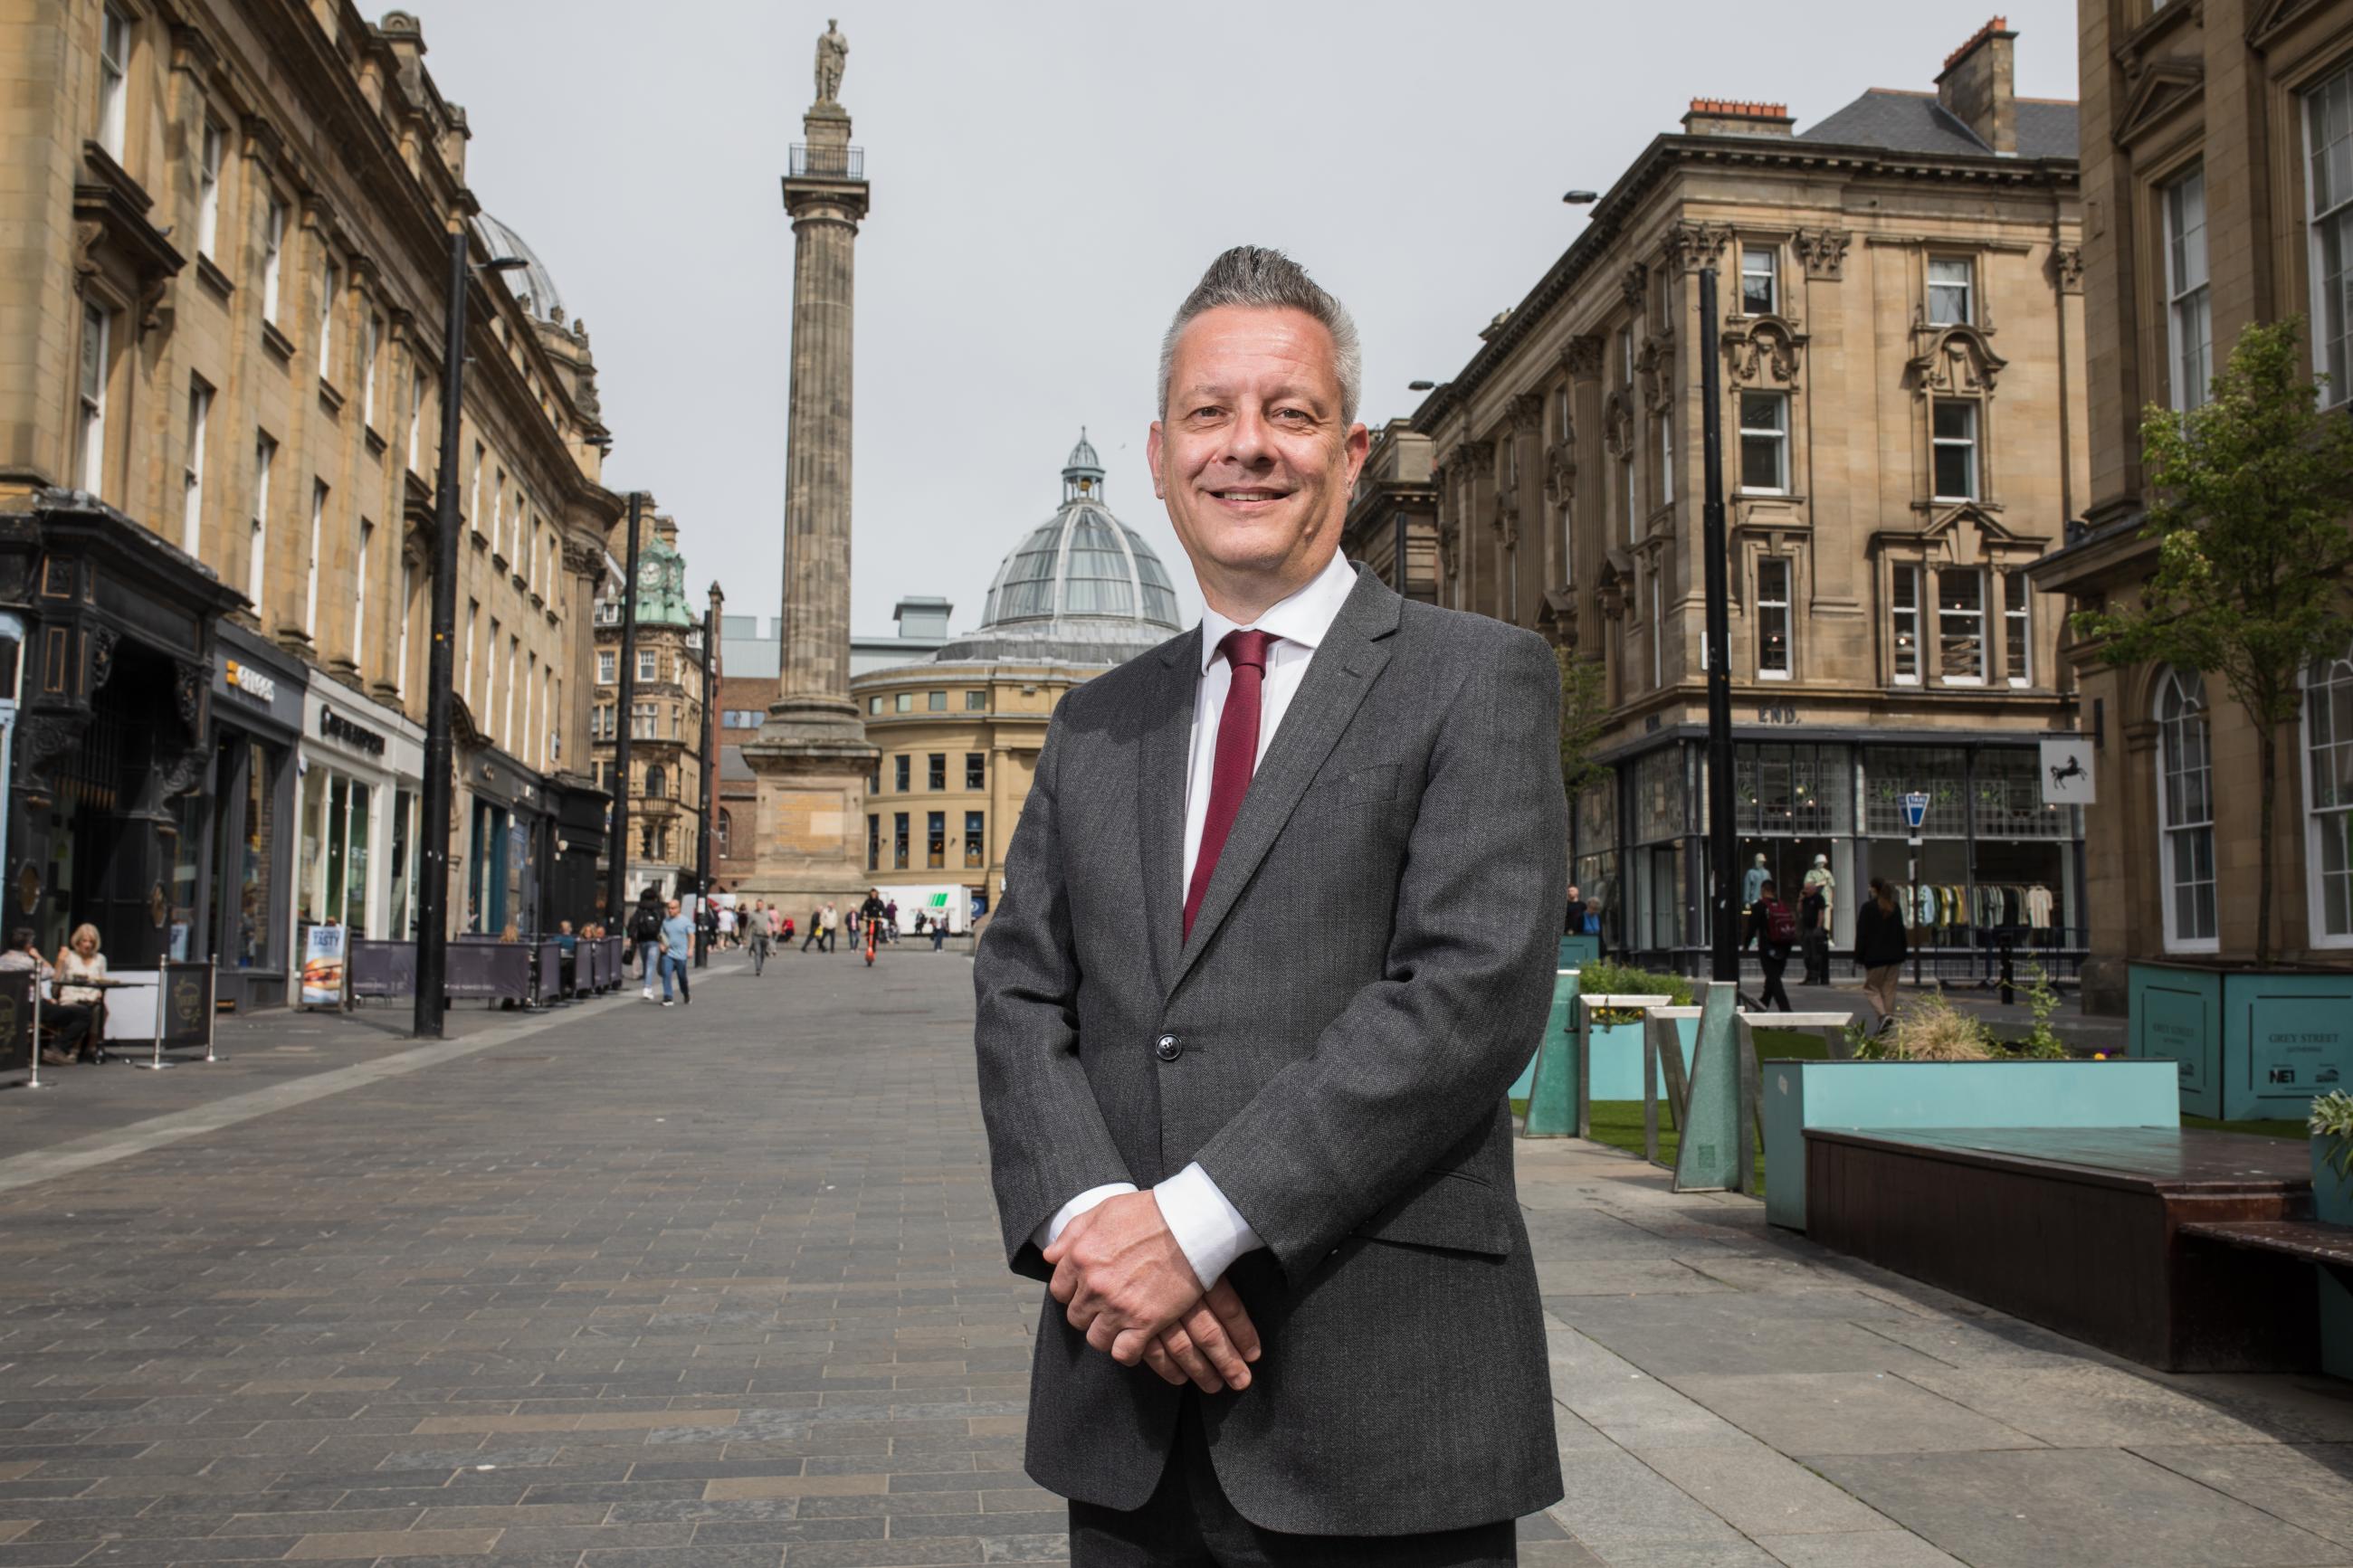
[1902,792,1931,831]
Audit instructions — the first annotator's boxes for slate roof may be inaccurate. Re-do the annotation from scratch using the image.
[1798,89,2077,159]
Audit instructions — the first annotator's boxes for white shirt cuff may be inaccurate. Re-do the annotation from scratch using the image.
[1152,1162,1262,1288]
[1032,1183,1137,1252]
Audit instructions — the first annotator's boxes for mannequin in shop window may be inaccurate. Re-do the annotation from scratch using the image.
[1741,852,1768,910]
[1800,854,1834,985]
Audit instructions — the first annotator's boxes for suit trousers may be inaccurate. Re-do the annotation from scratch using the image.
[1066,1397,1518,1567]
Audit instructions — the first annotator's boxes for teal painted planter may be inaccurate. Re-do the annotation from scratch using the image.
[1510,970,1581,1100]
[2317,1140,2353,1381]
[1558,935,1601,969]
[2129,962,2353,1121]
[1588,1013,1698,1100]
[1760,1059,2179,1231]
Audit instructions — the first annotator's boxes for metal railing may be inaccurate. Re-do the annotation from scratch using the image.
[788,144,864,180]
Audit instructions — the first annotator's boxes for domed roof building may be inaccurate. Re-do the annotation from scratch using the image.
[841,435,1191,921]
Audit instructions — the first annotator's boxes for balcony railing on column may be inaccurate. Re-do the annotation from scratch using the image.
[789,145,864,179]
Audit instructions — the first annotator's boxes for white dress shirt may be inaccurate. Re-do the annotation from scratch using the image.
[1034,550,1361,1289]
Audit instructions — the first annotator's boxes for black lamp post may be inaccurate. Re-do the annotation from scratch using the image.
[414,232,526,1040]
[693,582,721,967]
[1698,266,1739,984]
[605,492,643,925]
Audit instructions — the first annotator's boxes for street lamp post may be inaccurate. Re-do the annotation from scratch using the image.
[606,492,643,925]
[1698,266,1739,984]
[693,583,721,967]
[414,231,525,1040]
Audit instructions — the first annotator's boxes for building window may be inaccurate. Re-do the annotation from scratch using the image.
[637,648,656,682]
[1657,408,1674,507]
[2310,63,2353,402]
[490,469,504,556]
[75,301,110,496]
[469,442,484,529]
[1739,393,1787,493]
[249,432,274,608]
[2157,668,2218,949]
[1928,256,1973,326]
[867,694,881,714]
[2004,571,2033,688]
[463,600,479,702]
[895,691,913,713]
[2308,645,2353,941]
[195,121,224,260]
[354,518,374,667]
[929,690,947,712]
[965,752,985,791]
[1649,570,1664,690]
[407,370,426,471]
[1739,244,1777,315]
[304,480,326,640]
[894,754,910,792]
[1756,556,1791,679]
[597,650,615,684]
[893,813,910,870]
[644,764,664,801]
[965,811,985,870]
[362,311,383,427]
[717,809,731,859]
[867,814,881,872]
[630,700,656,739]
[261,199,286,324]
[1931,400,1979,501]
[180,376,212,556]
[928,753,947,791]
[396,560,415,697]
[1891,564,1920,684]
[966,689,986,711]
[927,812,946,870]
[2164,166,2212,411]
[1620,444,1638,541]
[318,260,339,381]
[97,7,129,159]
[1937,567,1986,684]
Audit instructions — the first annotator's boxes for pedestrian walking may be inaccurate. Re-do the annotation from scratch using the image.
[1744,879,1797,1012]
[930,914,946,952]
[658,897,693,1006]
[1854,877,1910,1031]
[821,901,839,952]
[802,905,824,953]
[883,897,900,943]
[747,902,771,975]
[628,890,664,1001]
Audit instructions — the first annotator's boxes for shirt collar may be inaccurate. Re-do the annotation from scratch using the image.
[1196,551,1359,673]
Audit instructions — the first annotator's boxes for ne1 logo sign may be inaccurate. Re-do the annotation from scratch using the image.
[2039,736,2095,805]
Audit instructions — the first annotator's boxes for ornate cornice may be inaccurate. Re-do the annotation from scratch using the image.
[1796,226,1851,280]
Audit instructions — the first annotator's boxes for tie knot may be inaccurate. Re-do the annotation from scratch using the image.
[1218,628,1277,674]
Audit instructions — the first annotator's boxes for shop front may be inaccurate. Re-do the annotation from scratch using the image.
[1586,730,2084,980]
[297,685,424,965]
[200,623,307,1011]
[459,741,550,937]
[0,495,243,968]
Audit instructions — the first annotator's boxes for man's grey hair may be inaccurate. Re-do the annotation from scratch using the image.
[1158,246,1362,427]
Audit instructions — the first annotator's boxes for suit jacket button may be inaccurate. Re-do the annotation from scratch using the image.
[1154,1033,1182,1062]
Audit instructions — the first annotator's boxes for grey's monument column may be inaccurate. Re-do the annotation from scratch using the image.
[743,20,879,906]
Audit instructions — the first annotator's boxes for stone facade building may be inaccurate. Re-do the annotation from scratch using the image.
[843,436,1182,925]
[2032,0,2353,1010]
[1410,20,2090,971]
[1339,421,1440,605]
[590,504,704,905]
[0,1,619,1003]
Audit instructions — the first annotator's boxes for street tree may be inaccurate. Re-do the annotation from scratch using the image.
[2072,317,2353,964]
[1558,648,1610,801]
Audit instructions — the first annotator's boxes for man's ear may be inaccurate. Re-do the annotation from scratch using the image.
[1148,421,1166,499]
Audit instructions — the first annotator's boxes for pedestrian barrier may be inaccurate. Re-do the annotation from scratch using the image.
[130,961,218,1069]
[532,941,566,1006]
[0,970,30,1088]
[444,940,530,1005]
[581,940,604,993]
[347,939,417,1002]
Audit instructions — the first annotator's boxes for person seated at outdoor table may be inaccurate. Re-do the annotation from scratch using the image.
[54,923,108,1061]
[0,927,91,1065]
[554,919,578,994]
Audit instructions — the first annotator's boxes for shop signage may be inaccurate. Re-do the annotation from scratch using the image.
[2039,736,2095,805]
[319,707,386,755]
[222,660,276,705]
[1754,704,1799,726]
[300,923,346,1007]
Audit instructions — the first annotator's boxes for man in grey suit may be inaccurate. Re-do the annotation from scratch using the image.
[976,246,1567,1564]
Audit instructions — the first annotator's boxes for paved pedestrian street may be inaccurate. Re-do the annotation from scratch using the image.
[0,953,2347,1567]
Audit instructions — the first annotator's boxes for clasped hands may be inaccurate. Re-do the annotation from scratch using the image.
[1043,1190,1262,1393]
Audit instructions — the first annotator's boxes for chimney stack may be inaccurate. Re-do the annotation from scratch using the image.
[1938,16,2018,155]
[1680,99,1795,139]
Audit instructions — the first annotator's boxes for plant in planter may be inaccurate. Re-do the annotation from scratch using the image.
[1577,961,1691,1026]
[2311,1090,2353,1221]
[1859,993,1995,1061]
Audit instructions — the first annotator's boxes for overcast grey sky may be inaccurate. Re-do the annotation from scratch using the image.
[422,1,2082,639]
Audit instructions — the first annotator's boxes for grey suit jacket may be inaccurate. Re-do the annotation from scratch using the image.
[973,564,1567,1536]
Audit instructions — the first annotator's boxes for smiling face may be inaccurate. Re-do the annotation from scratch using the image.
[1149,305,1367,622]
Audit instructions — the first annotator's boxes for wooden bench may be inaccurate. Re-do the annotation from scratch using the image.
[1805,1126,2321,1372]
[2178,1218,2353,1378]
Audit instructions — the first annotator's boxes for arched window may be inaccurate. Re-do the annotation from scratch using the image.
[2307,643,2353,943]
[643,764,664,800]
[718,809,733,859]
[2156,668,2217,949]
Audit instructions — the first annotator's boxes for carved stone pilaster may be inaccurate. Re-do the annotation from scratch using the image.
[1561,335,1605,379]
[1663,221,1732,276]
[1796,227,1851,280]
[2051,246,2085,294]
[1618,261,1650,311]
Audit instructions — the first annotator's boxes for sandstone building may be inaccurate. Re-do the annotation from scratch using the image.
[1408,19,2089,973]
[0,1,619,1003]
[2032,0,2353,1009]
[590,503,705,905]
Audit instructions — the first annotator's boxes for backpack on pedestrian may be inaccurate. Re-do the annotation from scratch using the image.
[1764,897,1797,947]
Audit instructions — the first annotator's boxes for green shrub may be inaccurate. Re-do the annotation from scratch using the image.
[1576,961,1693,1025]
[2311,1088,2353,1179]
[1860,993,1995,1061]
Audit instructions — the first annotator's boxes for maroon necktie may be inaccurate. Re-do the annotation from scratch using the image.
[1184,629,1277,941]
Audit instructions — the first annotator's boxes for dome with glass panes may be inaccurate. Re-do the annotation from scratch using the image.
[932,432,1184,664]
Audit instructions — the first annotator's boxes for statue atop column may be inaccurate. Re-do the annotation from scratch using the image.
[814,20,847,106]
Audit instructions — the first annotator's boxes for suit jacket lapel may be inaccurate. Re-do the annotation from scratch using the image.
[1171,568,1401,992]
[1138,628,1199,994]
